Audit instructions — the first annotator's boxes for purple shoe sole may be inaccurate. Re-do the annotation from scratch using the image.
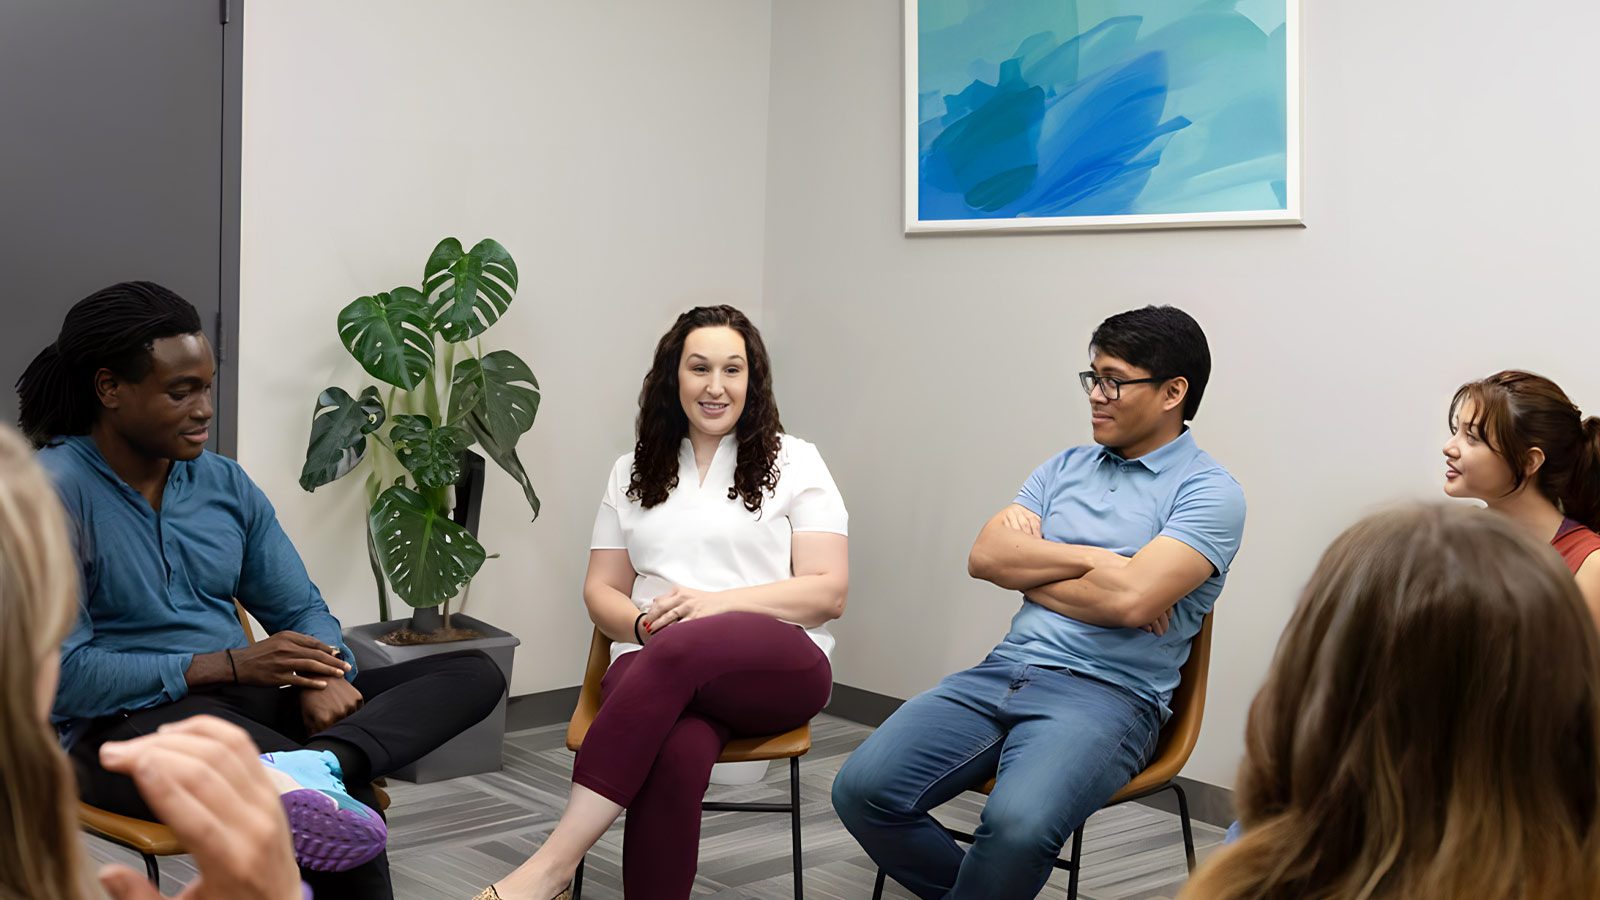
[280,788,388,872]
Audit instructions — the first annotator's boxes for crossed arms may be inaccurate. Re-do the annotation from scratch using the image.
[967,504,1217,631]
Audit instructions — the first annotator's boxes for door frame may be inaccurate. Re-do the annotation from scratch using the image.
[218,0,243,457]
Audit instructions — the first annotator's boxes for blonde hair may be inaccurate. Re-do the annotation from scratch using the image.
[1182,504,1600,900]
[0,424,93,900]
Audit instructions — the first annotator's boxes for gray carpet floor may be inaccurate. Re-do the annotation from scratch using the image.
[85,714,1224,899]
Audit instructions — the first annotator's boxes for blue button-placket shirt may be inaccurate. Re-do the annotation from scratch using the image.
[38,435,354,746]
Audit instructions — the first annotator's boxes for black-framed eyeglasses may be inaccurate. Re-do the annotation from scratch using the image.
[1079,371,1167,401]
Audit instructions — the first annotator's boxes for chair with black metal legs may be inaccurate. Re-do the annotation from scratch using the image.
[564,627,812,900]
[871,613,1214,900]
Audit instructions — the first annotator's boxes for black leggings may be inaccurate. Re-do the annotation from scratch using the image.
[70,649,505,900]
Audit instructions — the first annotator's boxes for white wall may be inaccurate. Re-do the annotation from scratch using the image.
[762,0,1600,787]
[238,0,1600,790]
[238,0,774,695]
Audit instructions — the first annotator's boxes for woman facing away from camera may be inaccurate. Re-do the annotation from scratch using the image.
[1182,504,1600,900]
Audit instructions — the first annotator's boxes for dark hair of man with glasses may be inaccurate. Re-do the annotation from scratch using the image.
[833,304,1243,899]
[1085,302,1212,412]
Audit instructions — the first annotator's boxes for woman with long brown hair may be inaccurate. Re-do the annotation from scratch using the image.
[1181,504,1600,900]
[0,422,302,900]
[1443,370,1600,622]
[479,306,848,900]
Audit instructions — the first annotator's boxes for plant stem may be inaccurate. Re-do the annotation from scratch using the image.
[441,339,459,422]
[424,484,450,514]
[424,336,444,424]
[457,576,473,618]
[363,478,391,623]
[372,430,399,456]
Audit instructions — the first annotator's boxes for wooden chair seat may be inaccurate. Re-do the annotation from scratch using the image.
[564,628,812,762]
[79,805,182,857]
[721,726,812,762]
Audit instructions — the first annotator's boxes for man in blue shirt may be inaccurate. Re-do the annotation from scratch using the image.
[20,282,507,900]
[833,306,1246,899]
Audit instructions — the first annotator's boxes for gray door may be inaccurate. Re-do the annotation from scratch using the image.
[0,0,238,452]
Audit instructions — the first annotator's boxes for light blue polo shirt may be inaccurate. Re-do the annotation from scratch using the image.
[990,429,1245,717]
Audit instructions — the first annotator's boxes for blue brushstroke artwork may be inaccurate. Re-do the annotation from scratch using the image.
[911,0,1295,229]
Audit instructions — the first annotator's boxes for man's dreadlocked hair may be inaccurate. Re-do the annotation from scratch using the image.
[16,282,203,448]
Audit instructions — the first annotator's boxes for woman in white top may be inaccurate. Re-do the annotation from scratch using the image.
[481,306,848,900]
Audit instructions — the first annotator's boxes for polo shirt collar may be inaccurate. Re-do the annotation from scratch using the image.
[678,433,739,470]
[1098,427,1197,475]
[59,433,194,497]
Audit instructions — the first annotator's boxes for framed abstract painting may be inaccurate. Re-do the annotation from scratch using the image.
[905,0,1302,233]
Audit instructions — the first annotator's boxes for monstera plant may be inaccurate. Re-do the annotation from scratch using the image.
[299,237,539,642]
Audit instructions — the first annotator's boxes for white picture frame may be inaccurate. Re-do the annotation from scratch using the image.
[904,0,1303,233]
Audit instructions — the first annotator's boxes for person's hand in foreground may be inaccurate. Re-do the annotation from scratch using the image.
[97,715,305,900]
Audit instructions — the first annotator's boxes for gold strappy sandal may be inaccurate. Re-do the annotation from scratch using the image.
[471,886,571,900]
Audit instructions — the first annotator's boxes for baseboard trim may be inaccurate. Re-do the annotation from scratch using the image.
[506,686,581,731]
[823,682,1236,828]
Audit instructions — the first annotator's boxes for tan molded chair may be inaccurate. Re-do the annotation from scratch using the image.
[565,627,813,900]
[78,602,390,888]
[871,613,1214,900]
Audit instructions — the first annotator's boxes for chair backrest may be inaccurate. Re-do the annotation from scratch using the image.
[565,628,612,751]
[234,600,257,644]
[1143,612,1213,777]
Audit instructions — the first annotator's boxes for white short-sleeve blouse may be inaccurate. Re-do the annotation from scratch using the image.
[590,432,848,664]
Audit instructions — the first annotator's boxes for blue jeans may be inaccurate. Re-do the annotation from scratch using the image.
[832,655,1161,900]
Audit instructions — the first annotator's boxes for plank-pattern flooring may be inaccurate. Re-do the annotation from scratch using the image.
[85,714,1223,899]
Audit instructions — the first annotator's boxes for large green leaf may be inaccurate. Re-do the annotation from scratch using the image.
[336,287,435,389]
[423,238,518,342]
[387,414,472,490]
[447,351,540,440]
[369,484,487,609]
[463,415,541,520]
[449,351,541,519]
[299,387,385,491]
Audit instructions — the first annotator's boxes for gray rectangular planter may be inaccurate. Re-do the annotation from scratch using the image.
[342,613,520,784]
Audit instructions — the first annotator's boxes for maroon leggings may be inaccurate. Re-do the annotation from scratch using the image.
[572,611,832,900]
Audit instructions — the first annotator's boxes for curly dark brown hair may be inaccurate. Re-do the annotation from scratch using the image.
[627,306,783,513]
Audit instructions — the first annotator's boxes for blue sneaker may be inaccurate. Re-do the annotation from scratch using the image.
[259,749,387,872]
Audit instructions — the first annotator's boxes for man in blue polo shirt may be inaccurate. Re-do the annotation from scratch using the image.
[20,282,508,900]
[833,306,1245,899]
